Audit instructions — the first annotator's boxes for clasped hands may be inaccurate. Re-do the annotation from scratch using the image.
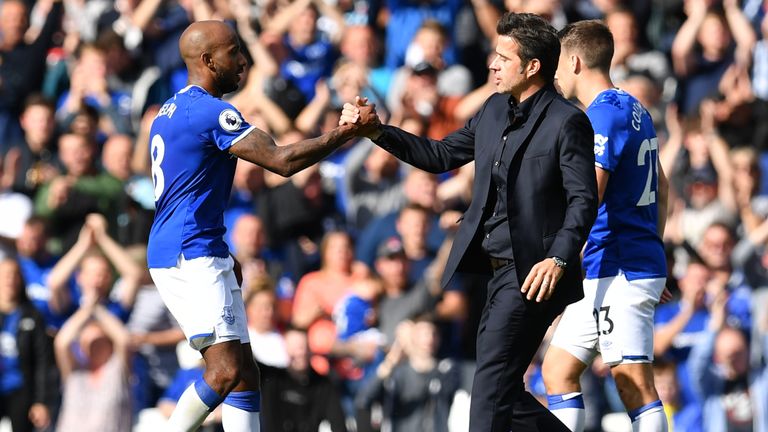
[339,96,383,139]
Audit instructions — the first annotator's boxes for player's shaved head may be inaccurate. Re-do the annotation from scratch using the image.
[178,20,246,96]
[179,20,234,66]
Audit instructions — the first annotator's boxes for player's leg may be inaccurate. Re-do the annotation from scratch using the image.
[150,256,251,431]
[542,346,589,432]
[600,276,667,432]
[611,363,666,432]
[220,283,262,432]
[543,279,601,432]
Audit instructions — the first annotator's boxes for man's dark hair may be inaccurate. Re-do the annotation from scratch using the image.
[22,93,55,113]
[558,20,614,73]
[496,13,560,83]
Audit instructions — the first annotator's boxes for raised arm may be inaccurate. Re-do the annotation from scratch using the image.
[47,224,94,314]
[671,0,708,77]
[470,0,502,45]
[92,304,132,370]
[262,0,313,36]
[54,302,95,380]
[86,214,143,310]
[723,0,757,66]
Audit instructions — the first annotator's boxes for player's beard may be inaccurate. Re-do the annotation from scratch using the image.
[217,70,240,95]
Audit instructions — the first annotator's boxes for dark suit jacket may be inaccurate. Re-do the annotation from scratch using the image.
[373,87,598,308]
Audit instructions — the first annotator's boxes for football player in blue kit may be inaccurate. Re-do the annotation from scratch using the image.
[542,21,671,432]
[146,21,374,432]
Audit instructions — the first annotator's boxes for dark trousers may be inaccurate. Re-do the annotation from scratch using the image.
[0,388,34,432]
[469,263,571,432]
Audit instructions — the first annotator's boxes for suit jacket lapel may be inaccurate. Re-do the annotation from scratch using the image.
[504,89,556,161]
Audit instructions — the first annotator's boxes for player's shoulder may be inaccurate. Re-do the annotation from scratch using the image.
[179,86,244,130]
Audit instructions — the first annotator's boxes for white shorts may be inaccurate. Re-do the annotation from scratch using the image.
[149,255,250,351]
[550,273,665,366]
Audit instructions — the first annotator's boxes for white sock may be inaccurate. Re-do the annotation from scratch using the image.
[630,400,668,432]
[222,390,261,431]
[547,392,585,432]
[168,380,223,432]
[222,404,261,431]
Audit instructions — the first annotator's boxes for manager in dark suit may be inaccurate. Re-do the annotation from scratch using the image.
[341,12,597,432]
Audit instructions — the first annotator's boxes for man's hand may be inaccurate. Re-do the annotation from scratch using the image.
[520,258,564,302]
[85,213,108,240]
[28,403,50,429]
[658,287,674,304]
[340,96,382,139]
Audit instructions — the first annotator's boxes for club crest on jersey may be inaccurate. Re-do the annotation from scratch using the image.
[221,306,235,325]
[594,134,608,157]
[219,109,242,132]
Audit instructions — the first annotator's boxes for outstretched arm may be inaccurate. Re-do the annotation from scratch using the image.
[340,97,476,173]
[228,105,374,177]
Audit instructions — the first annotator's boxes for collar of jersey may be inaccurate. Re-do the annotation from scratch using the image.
[179,84,207,94]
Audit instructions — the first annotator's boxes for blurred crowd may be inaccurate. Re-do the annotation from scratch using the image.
[0,0,768,431]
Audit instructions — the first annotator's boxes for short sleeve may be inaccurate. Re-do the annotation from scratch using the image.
[202,99,255,151]
[587,104,625,172]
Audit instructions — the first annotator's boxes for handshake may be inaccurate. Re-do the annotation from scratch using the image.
[338,96,384,140]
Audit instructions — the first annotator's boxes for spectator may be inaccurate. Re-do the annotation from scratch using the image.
[383,0,462,69]
[54,295,133,432]
[7,94,60,197]
[696,222,752,333]
[245,279,289,368]
[653,359,702,432]
[343,139,405,230]
[0,0,63,145]
[56,43,133,136]
[390,60,463,140]
[265,0,344,103]
[372,237,442,346]
[291,230,358,370]
[224,159,265,249]
[339,25,392,99]
[34,133,124,252]
[124,245,184,412]
[355,168,450,268]
[667,117,738,245]
[752,12,768,150]
[671,0,756,117]
[259,158,341,278]
[0,257,57,432]
[687,290,768,431]
[259,327,348,432]
[730,147,768,235]
[101,134,135,183]
[356,318,460,432]
[46,214,142,323]
[0,153,33,259]
[387,20,472,113]
[605,7,671,92]
[15,216,74,330]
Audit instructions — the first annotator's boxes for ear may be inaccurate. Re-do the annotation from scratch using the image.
[570,54,580,74]
[202,52,215,72]
[525,58,541,79]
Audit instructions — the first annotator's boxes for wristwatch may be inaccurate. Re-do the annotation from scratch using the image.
[550,256,567,269]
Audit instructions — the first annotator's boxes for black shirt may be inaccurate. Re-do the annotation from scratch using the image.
[481,88,546,260]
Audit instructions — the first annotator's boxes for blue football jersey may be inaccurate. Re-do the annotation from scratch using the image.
[147,85,255,268]
[582,89,666,280]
